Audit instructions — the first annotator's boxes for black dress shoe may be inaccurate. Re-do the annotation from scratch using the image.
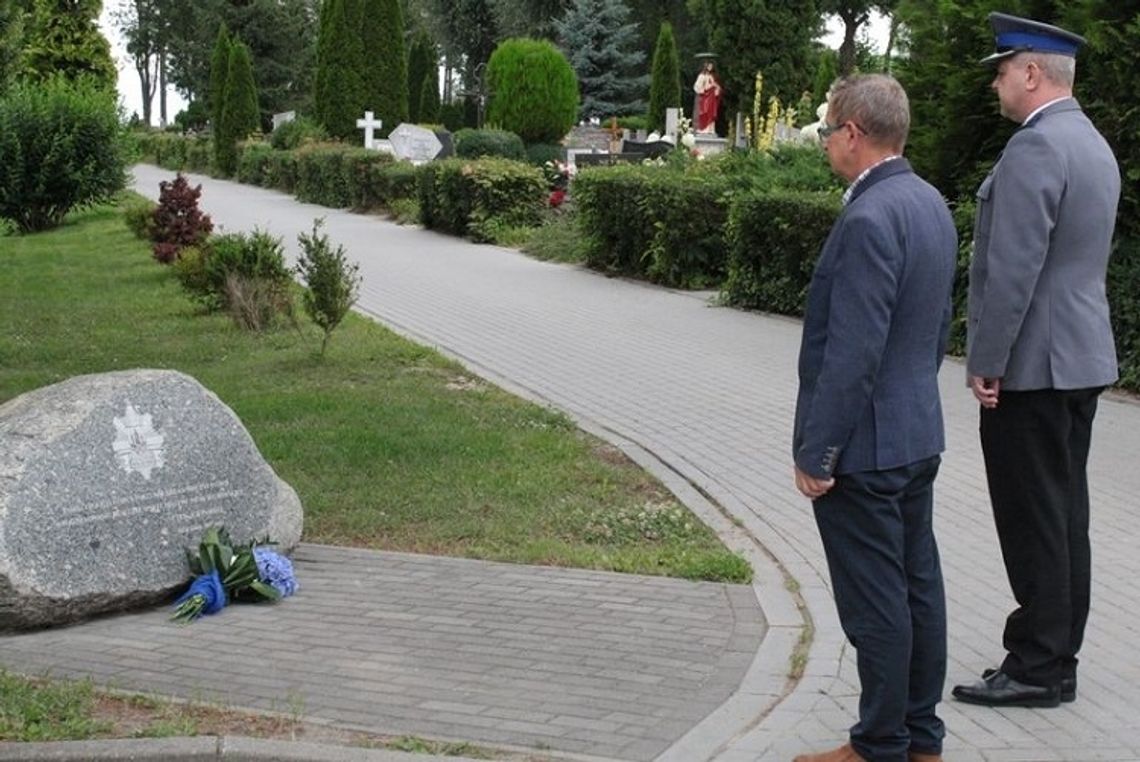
[981,667,1076,703]
[952,670,1061,708]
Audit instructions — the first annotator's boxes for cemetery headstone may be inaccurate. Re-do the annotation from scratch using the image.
[272,111,296,131]
[665,108,679,143]
[356,110,383,150]
[0,370,303,630]
[433,129,455,159]
[388,123,444,163]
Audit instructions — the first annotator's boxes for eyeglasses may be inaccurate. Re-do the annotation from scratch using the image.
[819,121,868,143]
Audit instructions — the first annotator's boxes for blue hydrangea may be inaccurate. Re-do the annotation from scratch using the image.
[253,547,298,598]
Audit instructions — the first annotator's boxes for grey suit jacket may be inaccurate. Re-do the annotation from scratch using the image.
[967,98,1120,390]
[794,159,957,478]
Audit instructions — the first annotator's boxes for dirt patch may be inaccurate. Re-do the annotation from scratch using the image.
[86,691,549,760]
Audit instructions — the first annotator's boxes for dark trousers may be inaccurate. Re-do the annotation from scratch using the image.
[980,387,1101,687]
[814,456,946,762]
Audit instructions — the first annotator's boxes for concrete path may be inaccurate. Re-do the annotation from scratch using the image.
[5,165,1140,761]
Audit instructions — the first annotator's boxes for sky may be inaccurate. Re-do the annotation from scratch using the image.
[98,8,891,127]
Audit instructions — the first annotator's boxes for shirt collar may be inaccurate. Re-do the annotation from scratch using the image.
[1022,96,1069,126]
[842,155,902,206]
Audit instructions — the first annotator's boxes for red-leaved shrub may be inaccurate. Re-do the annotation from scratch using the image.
[151,174,213,264]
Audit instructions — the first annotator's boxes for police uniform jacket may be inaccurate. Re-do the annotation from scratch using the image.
[966,97,1120,390]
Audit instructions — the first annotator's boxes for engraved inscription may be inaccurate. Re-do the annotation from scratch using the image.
[52,479,242,529]
[111,402,165,479]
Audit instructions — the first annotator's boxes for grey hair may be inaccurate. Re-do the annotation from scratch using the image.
[1024,51,1076,87]
[827,74,910,152]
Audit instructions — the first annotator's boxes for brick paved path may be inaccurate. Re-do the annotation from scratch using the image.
[12,166,1140,761]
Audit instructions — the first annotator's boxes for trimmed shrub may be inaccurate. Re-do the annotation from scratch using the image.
[454,128,526,160]
[366,161,419,205]
[293,144,355,207]
[124,198,158,240]
[525,143,564,166]
[573,163,734,286]
[572,164,664,275]
[293,144,394,208]
[264,150,299,192]
[417,157,545,242]
[151,173,214,264]
[485,38,578,144]
[0,77,127,232]
[722,190,841,314]
[237,142,275,186]
[269,116,328,150]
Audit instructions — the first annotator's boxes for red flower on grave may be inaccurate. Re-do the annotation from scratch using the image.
[549,189,567,207]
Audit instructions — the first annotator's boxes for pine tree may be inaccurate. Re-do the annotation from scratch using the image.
[646,21,681,133]
[217,40,259,176]
[208,23,231,135]
[360,0,407,136]
[314,0,366,139]
[554,0,648,120]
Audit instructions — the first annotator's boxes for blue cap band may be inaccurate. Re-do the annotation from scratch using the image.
[996,31,1079,56]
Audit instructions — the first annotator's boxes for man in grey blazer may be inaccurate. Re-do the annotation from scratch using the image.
[953,13,1120,709]
[792,75,957,762]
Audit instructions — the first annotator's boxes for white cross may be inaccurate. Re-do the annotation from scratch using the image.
[356,110,382,149]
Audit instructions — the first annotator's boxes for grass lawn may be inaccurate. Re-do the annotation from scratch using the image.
[0,198,749,584]
[0,197,750,746]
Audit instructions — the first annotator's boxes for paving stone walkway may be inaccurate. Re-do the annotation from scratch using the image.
[6,166,1139,761]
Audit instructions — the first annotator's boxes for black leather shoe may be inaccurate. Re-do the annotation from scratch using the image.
[982,667,1076,703]
[953,670,1061,708]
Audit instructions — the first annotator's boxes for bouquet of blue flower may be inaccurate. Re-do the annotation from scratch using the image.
[172,526,298,623]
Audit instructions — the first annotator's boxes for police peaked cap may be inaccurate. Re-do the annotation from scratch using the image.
[981,12,1085,65]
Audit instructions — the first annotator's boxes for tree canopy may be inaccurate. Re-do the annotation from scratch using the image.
[554,0,647,120]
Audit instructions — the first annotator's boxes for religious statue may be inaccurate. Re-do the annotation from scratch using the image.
[693,61,722,135]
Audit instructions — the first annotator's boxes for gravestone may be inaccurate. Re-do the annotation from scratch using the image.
[0,370,303,630]
[664,108,679,143]
[388,123,444,163]
[272,110,296,131]
[433,129,455,159]
[356,110,383,149]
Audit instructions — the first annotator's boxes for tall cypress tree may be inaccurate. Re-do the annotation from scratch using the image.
[314,0,365,139]
[406,28,434,123]
[217,40,259,176]
[554,0,649,120]
[20,0,115,87]
[647,21,681,133]
[360,0,407,136]
[208,23,231,134]
[419,61,440,123]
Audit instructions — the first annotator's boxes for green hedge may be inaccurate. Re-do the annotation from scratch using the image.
[454,128,526,160]
[417,157,544,242]
[1108,236,1140,391]
[722,190,841,314]
[573,163,735,287]
[292,144,394,208]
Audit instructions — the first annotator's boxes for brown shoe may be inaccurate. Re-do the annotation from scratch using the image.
[793,743,867,762]
[909,754,942,762]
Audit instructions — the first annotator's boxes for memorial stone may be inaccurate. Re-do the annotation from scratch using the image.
[388,123,444,163]
[0,370,303,630]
